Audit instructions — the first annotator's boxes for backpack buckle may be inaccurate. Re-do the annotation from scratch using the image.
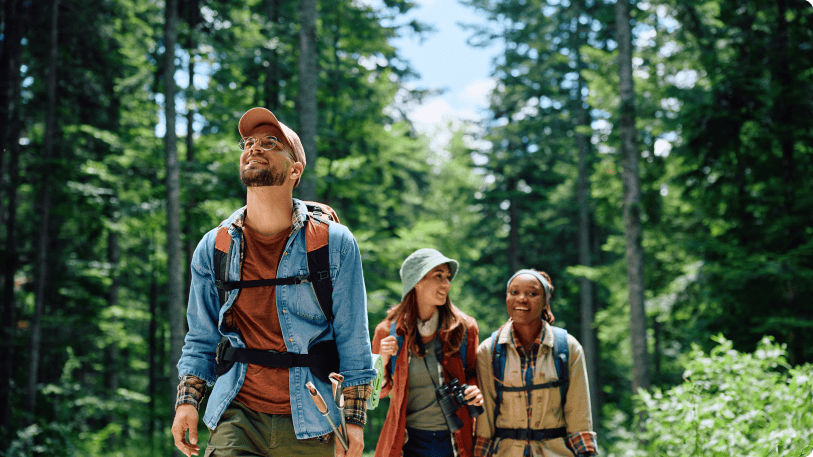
[294,274,310,285]
[315,270,329,281]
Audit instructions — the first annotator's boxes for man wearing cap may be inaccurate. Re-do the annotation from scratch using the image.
[171,108,376,457]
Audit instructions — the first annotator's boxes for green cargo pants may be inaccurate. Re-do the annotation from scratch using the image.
[204,400,334,457]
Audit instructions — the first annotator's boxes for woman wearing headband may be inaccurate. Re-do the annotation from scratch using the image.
[372,248,483,457]
[474,269,598,457]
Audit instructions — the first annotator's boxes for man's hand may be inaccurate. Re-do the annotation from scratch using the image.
[171,404,201,456]
[335,423,364,457]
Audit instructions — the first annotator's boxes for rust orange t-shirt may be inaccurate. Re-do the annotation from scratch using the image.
[231,224,291,415]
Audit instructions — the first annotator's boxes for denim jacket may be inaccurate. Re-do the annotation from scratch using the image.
[176,199,377,439]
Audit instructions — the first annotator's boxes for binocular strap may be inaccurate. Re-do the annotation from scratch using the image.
[416,336,461,456]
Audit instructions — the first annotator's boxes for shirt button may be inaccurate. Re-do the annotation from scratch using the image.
[282,309,287,314]
[288,337,294,342]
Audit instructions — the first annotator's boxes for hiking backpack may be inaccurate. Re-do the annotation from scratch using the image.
[213,201,338,319]
[212,201,340,380]
[490,324,570,416]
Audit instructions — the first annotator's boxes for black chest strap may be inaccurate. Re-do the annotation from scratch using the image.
[216,338,339,382]
[217,269,329,291]
[494,427,567,441]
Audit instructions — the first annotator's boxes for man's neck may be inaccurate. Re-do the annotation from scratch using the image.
[244,186,294,236]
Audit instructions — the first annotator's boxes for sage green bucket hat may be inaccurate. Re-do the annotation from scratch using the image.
[399,248,459,300]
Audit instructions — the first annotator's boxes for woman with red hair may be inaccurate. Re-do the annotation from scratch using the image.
[372,248,482,457]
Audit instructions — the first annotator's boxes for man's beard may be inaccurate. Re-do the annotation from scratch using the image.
[240,166,288,187]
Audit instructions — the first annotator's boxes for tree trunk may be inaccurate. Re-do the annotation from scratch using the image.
[616,0,650,393]
[0,0,24,438]
[27,0,60,418]
[297,0,318,201]
[574,7,599,421]
[164,0,184,398]
[184,33,196,305]
[773,0,794,238]
[186,55,195,165]
[323,0,341,201]
[147,268,158,453]
[264,0,281,111]
[0,124,20,440]
[508,178,519,273]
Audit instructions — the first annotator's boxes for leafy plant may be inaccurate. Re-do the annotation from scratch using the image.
[606,335,813,457]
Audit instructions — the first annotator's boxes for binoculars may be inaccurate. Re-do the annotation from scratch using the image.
[435,378,484,432]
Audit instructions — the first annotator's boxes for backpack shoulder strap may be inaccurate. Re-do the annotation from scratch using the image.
[214,226,232,306]
[389,320,404,376]
[211,208,336,323]
[304,213,333,321]
[491,325,571,415]
[551,326,570,409]
[461,325,468,370]
[490,326,506,383]
[304,201,340,224]
[490,326,506,417]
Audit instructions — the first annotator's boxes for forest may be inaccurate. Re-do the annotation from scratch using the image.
[0,0,812,456]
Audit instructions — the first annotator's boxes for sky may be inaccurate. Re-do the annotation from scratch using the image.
[162,0,501,141]
[389,0,500,137]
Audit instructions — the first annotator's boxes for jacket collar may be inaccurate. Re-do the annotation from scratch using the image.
[220,198,307,235]
[499,319,554,349]
[392,303,461,340]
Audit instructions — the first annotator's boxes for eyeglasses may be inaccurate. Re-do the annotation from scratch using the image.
[239,135,282,151]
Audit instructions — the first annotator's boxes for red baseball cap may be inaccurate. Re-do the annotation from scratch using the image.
[238,107,306,167]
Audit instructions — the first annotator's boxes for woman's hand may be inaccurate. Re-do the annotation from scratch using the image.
[464,384,484,407]
[375,334,399,376]
[377,335,399,357]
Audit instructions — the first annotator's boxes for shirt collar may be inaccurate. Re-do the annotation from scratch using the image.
[290,199,306,233]
[227,198,305,235]
[501,319,554,350]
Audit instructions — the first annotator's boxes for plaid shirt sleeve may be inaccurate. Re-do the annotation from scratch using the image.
[566,431,599,455]
[473,436,493,457]
[175,374,208,410]
[342,384,372,426]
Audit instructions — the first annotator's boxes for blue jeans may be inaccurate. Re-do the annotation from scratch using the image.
[403,427,453,457]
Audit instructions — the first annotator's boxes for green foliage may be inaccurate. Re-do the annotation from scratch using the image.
[606,335,813,457]
[3,0,813,454]
[4,347,157,457]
